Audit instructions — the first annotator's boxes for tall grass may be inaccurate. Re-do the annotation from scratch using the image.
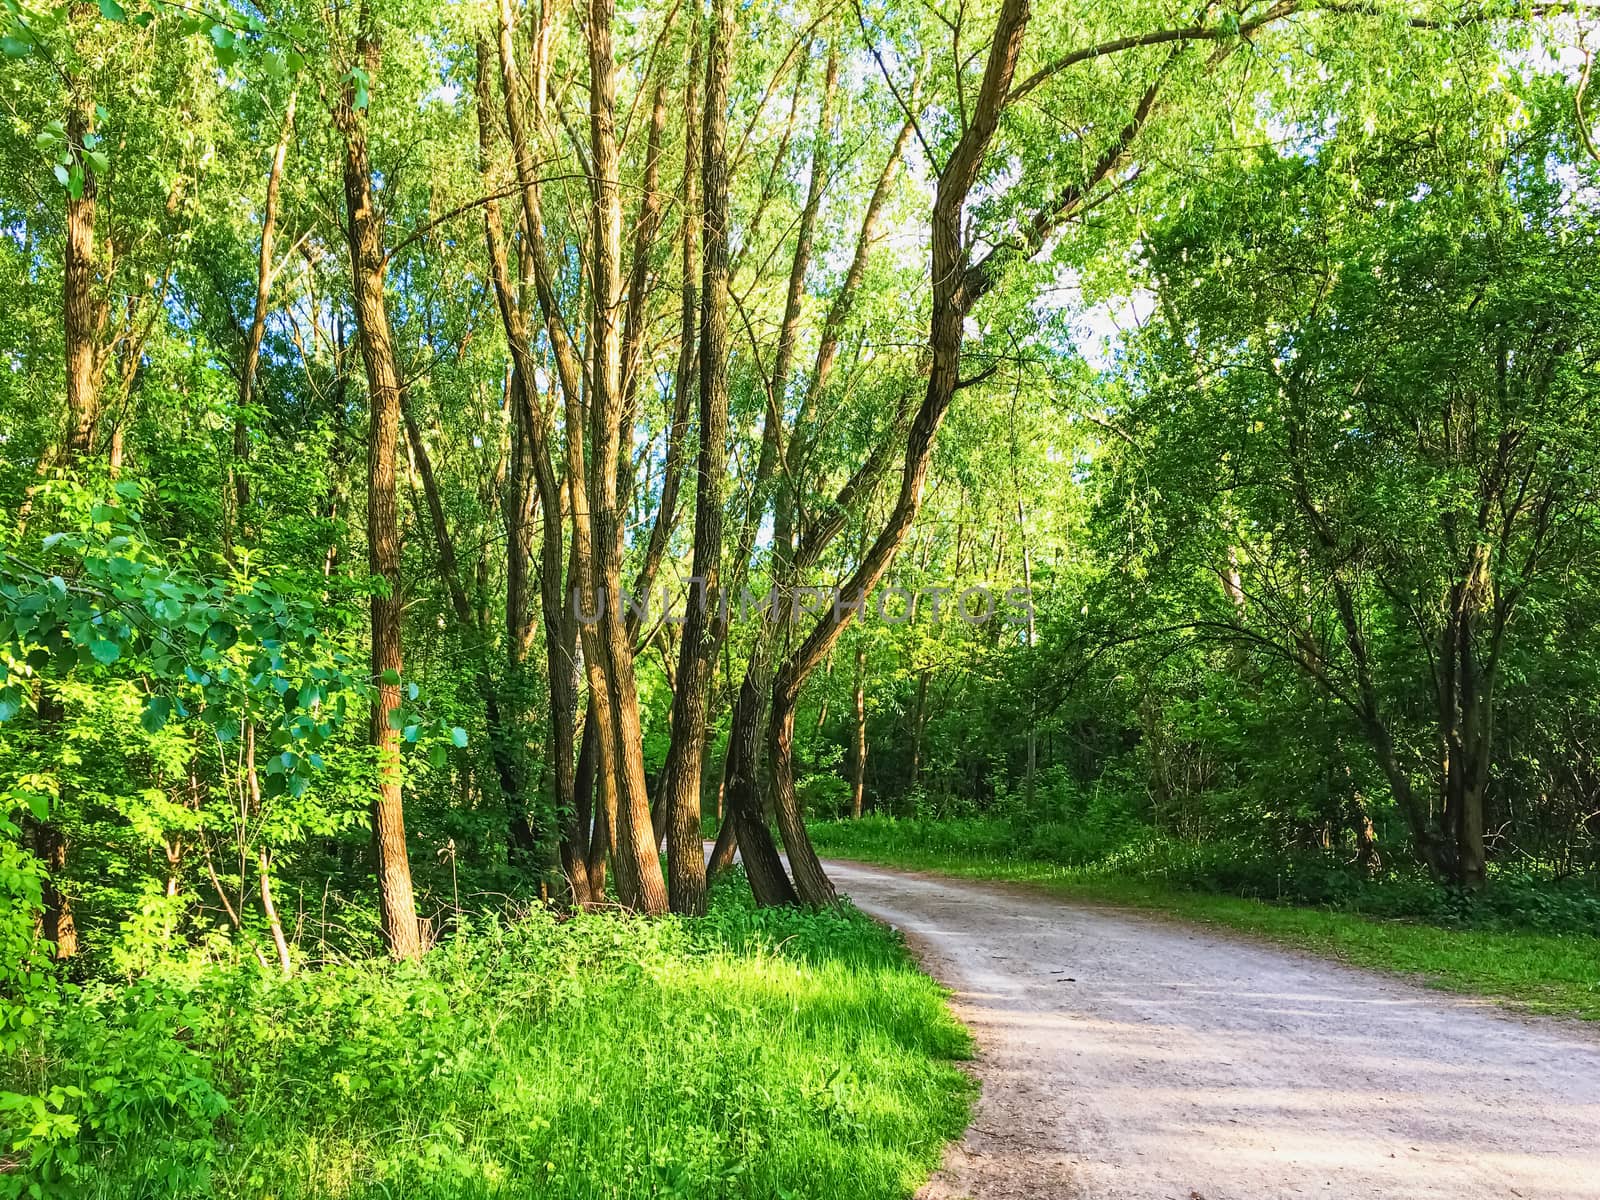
[4,880,974,1199]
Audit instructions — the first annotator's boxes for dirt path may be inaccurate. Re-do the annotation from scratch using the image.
[823,858,1600,1200]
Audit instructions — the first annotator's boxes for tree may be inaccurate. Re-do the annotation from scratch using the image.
[333,3,422,959]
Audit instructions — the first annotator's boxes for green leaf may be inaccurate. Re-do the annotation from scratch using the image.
[140,695,171,734]
[85,150,109,174]
[97,0,125,20]
[88,637,120,665]
[427,744,447,770]
[450,726,468,748]
[1,35,31,58]
[0,686,21,723]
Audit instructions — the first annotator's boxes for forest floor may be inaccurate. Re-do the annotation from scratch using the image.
[823,857,1600,1200]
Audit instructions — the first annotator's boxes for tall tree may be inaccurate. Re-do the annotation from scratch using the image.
[334,5,422,959]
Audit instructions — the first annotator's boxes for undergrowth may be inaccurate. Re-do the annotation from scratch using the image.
[2,877,974,1199]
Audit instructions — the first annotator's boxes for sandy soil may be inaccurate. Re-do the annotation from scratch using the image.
[823,858,1600,1200]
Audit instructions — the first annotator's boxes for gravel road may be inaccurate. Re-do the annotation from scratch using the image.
[824,858,1600,1200]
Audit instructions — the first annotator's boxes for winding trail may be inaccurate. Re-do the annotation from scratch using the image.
[823,858,1600,1200]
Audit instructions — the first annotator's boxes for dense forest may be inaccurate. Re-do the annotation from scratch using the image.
[1,0,1598,1193]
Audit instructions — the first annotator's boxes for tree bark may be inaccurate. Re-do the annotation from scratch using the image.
[36,8,106,956]
[765,0,1032,906]
[63,35,101,462]
[656,0,731,915]
[586,0,670,914]
[336,16,422,960]
[627,28,701,637]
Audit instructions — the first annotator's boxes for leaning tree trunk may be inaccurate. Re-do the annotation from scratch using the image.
[474,39,592,903]
[336,22,422,961]
[764,0,1032,907]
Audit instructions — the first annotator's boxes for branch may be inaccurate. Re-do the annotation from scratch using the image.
[385,182,525,263]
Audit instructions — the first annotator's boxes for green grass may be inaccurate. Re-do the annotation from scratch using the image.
[5,881,974,1199]
[810,817,1600,1022]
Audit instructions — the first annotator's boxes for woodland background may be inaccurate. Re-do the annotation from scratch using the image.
[1,0,1599,1193]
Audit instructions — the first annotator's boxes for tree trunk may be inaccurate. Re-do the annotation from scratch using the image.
[337,21,422,961]
[764,0,1031,905]
[707,805,738,879]
[476,38,590,904]
[656,0,730,917]
[34,8,106,957]
[585,0,669,915]
[851,640,867,818]
[230,90,296,548]
[577,708,610,897]
[63,51,100,462]
[722,645,799,905]
[909,668,929,789]
[31,804,76,959]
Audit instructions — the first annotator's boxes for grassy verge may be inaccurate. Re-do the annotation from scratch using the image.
[5,881,974,1199]
[809,818,1600,1022]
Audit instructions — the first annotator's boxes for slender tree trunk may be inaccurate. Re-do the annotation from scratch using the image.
[258,848,292,977]
[909,668,929,789]
[31,801,76,959]
[1016,497,1038,806]
[336,21,422,960]
[722,646,799,904]
[401,396,536,860]
[851,640,867,818]
[707,807,738,878]
[627,28,700,627]
[577,709,610,896]
[230,91,297,547]
[240,724,293,974]
[494,0,650,911]
[717,67,915,902]
[716,38,846,907]
[476,39,590,903]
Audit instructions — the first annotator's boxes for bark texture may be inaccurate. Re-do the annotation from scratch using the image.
[337,19,422,960]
